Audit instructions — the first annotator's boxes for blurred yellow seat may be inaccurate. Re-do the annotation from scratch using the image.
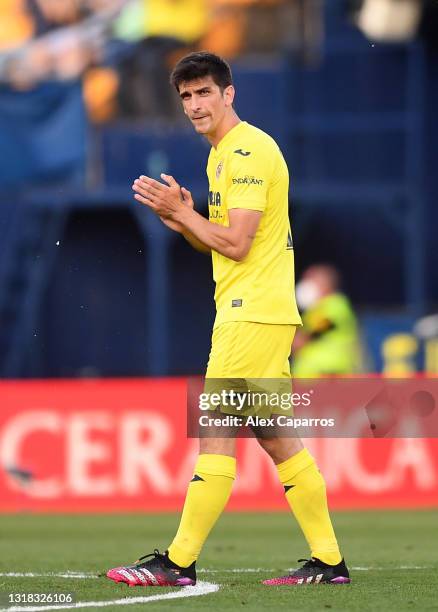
[382,333,418,376]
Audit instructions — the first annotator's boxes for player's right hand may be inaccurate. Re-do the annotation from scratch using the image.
[159,184,195,233]
[158,186,194,232]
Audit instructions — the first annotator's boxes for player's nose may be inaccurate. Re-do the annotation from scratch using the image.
[188,96,202,113]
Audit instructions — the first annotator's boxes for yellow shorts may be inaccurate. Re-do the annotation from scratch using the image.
[206,321,295,378]
[204,322,296,417]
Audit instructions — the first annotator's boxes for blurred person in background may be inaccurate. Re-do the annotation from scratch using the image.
[202,0,291,60]
[0,0,123,119]
[114,0,209,119]
[0,0,34,51]
[292,264,362,376]
[0,0,126,192]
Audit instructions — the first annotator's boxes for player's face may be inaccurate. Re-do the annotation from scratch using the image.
[178,76,234,136]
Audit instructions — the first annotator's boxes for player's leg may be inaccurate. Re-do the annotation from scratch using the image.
[167,436,237,568]
[166,324,250,570]
[248,323,348,584]
[258,435,342,563]
[258,435,349,584]
[106,436,236,587]
[107,324,241,587]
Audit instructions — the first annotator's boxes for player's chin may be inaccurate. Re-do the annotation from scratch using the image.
[192,123,209,134]
[191,118,211,134]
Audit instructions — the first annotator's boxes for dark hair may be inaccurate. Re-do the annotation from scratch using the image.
[170,51,233,92]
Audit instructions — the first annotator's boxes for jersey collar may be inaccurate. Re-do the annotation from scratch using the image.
[213,121,248,155]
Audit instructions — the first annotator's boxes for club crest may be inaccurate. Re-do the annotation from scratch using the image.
[216,160,224,179]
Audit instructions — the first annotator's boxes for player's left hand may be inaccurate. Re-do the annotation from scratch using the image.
[132,174,184,219]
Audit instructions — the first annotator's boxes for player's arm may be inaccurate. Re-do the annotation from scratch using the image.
[133,172,262,260]
[135,142,272,261]
[174,206,262,262]
[181,229,212,254]
[159,215,211,254]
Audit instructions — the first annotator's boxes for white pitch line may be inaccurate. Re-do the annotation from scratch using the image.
[200,566,432,573]
[198,568,272,574]
[0,581,219,612]
[0,574,95,580]
[0,566,431,580]
[351,566,430,571]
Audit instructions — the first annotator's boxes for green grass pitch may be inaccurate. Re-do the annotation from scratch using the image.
[0,511,437,611]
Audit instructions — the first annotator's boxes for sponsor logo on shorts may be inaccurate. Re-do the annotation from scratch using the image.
[232,299,243,307]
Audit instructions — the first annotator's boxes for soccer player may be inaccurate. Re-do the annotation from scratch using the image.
[106,52,350,587]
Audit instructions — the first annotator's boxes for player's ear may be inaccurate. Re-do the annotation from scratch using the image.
[224,85,235,107]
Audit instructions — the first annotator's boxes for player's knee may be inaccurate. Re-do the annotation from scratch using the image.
[257,437,283,463]
[257,437,304,464]
[199,437,236,456]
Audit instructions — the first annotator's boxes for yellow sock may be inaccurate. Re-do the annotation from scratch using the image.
[277,448,342,565]
[167,453,236,567]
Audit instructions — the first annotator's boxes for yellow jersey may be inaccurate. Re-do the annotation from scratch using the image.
[206,121,301,327]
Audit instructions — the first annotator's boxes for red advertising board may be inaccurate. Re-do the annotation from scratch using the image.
[0,379,437,511]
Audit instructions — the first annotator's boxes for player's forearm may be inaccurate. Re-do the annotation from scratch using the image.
[174,207,246,261]
[181,229,211,254]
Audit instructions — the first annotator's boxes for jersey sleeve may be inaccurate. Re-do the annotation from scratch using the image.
[226,147,273,212]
